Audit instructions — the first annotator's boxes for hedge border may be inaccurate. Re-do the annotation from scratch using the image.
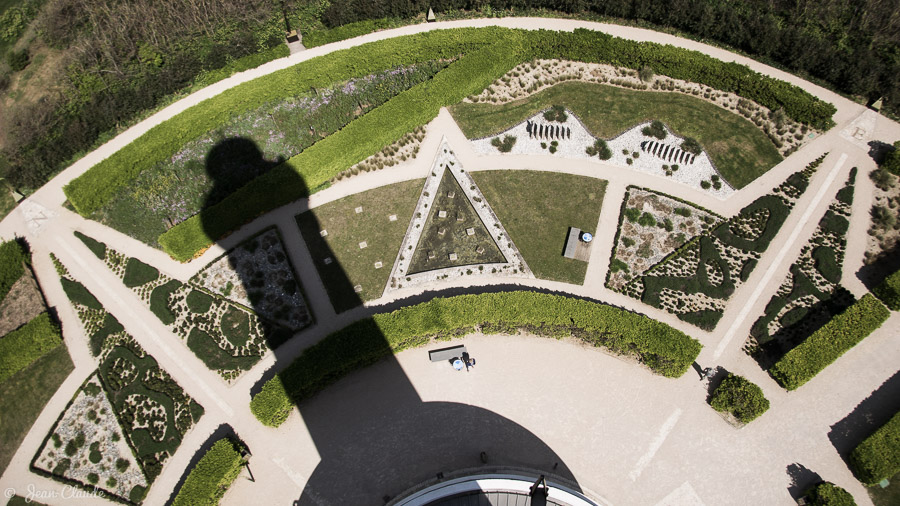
[849,410,900,486]
[250,291,702,427]
[771,293,890,390]
[172,437,245,506]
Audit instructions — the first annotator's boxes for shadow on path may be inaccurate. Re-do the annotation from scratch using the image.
[828,370,900,462]
[200,138,577,504]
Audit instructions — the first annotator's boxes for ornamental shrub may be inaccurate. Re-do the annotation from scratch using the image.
[709,373,769,423]
[771,294,890,390]
[173,438,244,506]
[849,410,900,485]
[681,137,702,155]
[585,139,612,160]
[490,135,517,153]
[122,257,159,288]
[872,268,900,310]
[74,231,106,260]
[642,120,667,139]
[543,104,567,122]
[803,482,856,505]
[250,291,701,426]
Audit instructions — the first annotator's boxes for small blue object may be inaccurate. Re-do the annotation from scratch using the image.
[581,232,593,243]
[453,359,464,371]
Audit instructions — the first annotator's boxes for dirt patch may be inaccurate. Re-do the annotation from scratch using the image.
[0,267,47,336]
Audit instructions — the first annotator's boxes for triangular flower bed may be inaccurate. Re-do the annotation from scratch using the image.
[74,232,295,382]
[43,255,204,503]
[386,139,531,292]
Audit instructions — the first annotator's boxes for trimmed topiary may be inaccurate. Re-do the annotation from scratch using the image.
[849,410,900,485]
[709,373,769,423]
[802,482,856,505]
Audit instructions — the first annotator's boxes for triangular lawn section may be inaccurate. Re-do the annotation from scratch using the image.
[408,169,505,274]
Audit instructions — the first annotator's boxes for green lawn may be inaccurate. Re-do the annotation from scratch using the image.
[296,179,423,313]
[472,170,607,284]
[869,473,900,506]
[0,343,73,476]
[450,81,783,189]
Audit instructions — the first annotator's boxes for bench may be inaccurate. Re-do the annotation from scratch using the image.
[428,345,467,362]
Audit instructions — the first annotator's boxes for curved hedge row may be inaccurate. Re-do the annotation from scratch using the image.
[173,438,245,506]
[771,294,890,391]
[63,28,503,217]
[65,27,836,260]
[849,410,900,486]
[250,291,702,427]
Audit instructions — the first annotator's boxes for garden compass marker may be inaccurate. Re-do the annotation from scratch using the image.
[384,138,531,293]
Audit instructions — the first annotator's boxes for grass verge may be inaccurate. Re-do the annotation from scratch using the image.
[0,343,73,475]
[296,179,423,313]
[472,170,606,284]
[449,80,783,189]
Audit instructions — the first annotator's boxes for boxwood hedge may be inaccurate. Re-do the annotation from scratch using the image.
[250,291,702,427]
[173,438,245,506]
[0,312,63,383]
[771,294,890,390]
[849,410,900,486]
[872,268,900,311]
[803,482,856,505]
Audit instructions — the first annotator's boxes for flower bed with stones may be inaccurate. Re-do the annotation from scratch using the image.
[75,232,300,382]
[471,109,735,198]
[615,156,824,330]
[745,169,857,366]
[45,255,203,503]
[607,187,723,292]
[469,59,814,156]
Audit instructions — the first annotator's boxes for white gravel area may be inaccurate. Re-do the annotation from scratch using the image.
[385,138,532,293]
[472,109,736,199]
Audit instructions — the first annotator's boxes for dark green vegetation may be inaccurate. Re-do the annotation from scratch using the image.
[0,312,62,383]
[472,170,607,284]
[61,26,831,261]
[490,135,517,153]
[850,410,900,486]
[1,0,296,191]
[868,477,900,506]
[803,482,857,506]
[250,291,702,427]
[173,438,245,506]
[450,81,783,189]
[620,158,821,330]
[297,179,422,312]
[771,294,890,391]
[52,260,204,490]
[0,344,72,476]
[873,267,900,311]
[585,139,612,160]
[408,171,505,274]
[0,238,71,475]
[95,60,447,247]
[747,169,856,366]
[709,373,769,424]
[313,0,896,118]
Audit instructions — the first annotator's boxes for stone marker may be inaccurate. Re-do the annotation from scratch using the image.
[438,210,447,218]
[354,285,363,293]
[447,191,455,198]
[323,257,332,265]
[319,229,328,237]
[476,245,485,254]
[374,261,383,269]
[359,241,368,249]
[456,213,464,222]
[448,253,458,261]
[428,250,436,259]
[466,227,475,236]
[389,214,397,221]
[355,206,363,214]
[438,228,446,236]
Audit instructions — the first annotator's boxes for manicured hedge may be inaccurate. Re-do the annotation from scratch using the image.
[74,231,106,260]
[63,28,502,216]
[803,482,856,505]
[0,313,62,383]
[849,410,900,486]
[0,239,27,305]
[709,373,769,423]
[304,18,400,48]
[250,291,701,426]
[771,294,890,390]
[173,438,245,506]
[872,268,900,311]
